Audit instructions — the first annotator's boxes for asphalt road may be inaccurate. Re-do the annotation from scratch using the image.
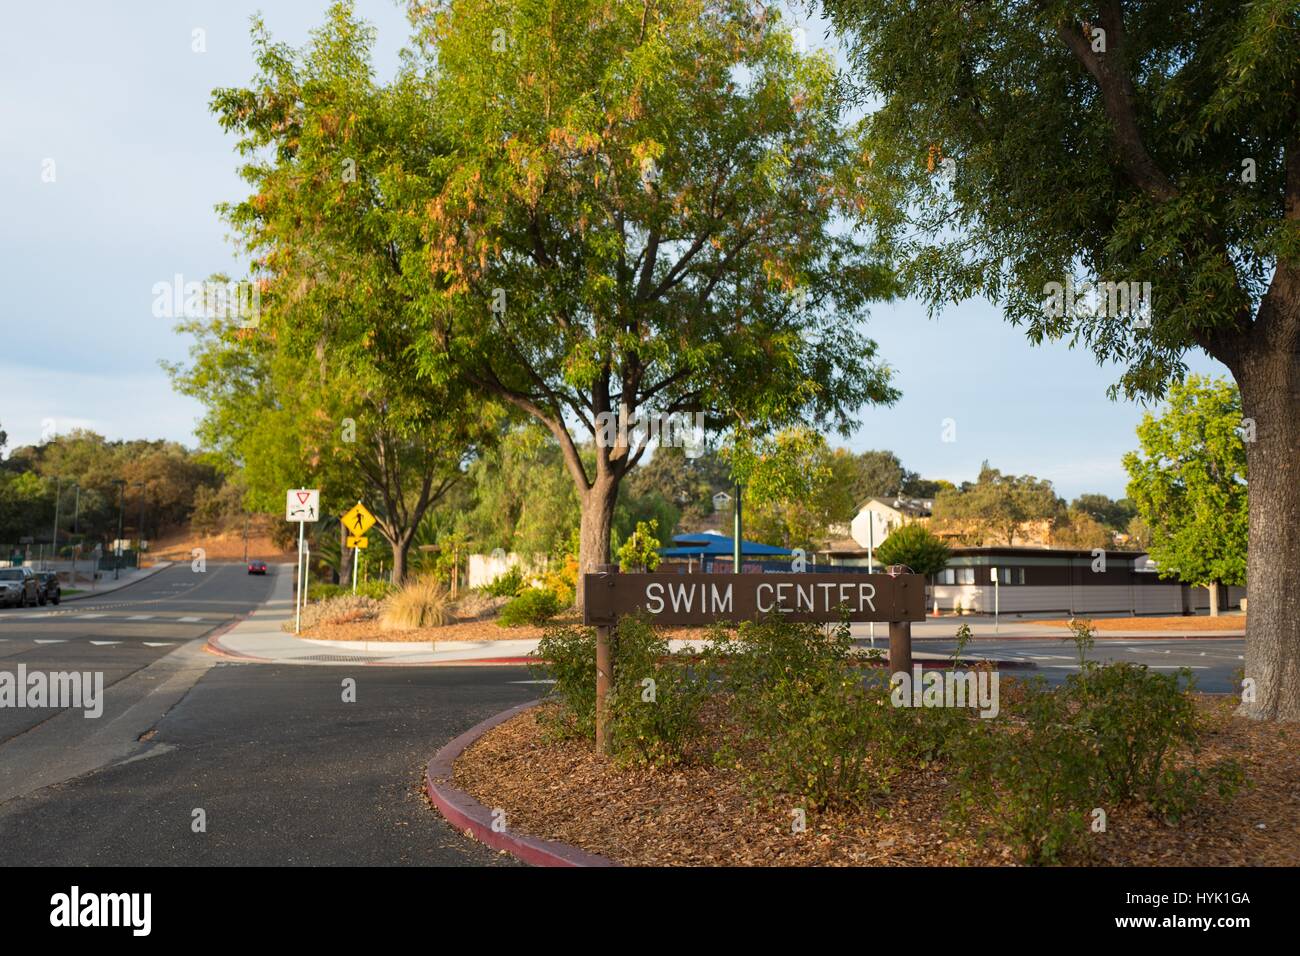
[0,563,535,865]
[900,635,1246,693]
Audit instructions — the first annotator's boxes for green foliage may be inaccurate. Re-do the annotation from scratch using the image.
[949,679,1097,865]
[1050,508,1113,550]
[711,619,900,809]
[874,522,951,577]
[726,429,857,549]
[616,519,662,572]
[480,564,525,598]
[1070,494,1138,532]
[1122,375,1248,589]
[606,615,712,767]
[309,579,394,602]
[498,587,562,627]
[931,462,1061,546]
[415,0,901,577]
[1067,663,1199,805]
[532,626,598,740]
[821,0,1300,399]
[191,4,502,583]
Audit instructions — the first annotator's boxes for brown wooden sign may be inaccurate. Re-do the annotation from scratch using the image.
[582,572,926,626]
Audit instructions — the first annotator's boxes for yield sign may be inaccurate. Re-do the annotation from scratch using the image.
[285,489,320,522]
[341,501,377,537]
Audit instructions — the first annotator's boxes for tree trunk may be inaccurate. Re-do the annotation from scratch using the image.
[1208,581,1219,617]
[576,474,619,612]
[391,532,413,587]
[1235,335,1300,721]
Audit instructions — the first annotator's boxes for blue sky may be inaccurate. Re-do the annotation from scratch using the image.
[0,1,1228,500]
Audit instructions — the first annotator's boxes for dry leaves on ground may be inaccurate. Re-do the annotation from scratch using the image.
[452,696,1299,867]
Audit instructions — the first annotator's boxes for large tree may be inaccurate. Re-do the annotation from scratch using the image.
[414,0,899,606]
[1123,375,1248,615]
[195,7,498,582]
[823,0,1300,718]
[932,463,1061,546]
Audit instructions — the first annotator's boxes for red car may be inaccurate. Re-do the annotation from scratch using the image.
[248,561,268,575]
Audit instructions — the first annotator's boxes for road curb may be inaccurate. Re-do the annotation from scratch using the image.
[424,700,620,868]
[62,562,174,602]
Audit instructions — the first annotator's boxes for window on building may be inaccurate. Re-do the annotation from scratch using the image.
[937,568,955,585]
[996,567,1026,585]
[957,567,975,585]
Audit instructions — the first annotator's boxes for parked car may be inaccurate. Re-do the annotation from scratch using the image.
[35,571,61,605]
[0,567,42,607]
[248,561,268,575]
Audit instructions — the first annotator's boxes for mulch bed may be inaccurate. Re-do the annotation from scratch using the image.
[1043,615,1246,631]
[451,695,1299,866]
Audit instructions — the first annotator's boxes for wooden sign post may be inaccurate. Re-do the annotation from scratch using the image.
[582,567,925,755]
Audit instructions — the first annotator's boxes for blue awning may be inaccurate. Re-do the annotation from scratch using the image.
[659,532,793,557]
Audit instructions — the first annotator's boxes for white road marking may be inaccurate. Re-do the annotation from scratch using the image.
[89,641,121,646]
[126,615,155,621]
[142,642,174,647]
[508,679,556,684]
[177,616,202,623]
[76,613,106,619]
[34,639,65,644]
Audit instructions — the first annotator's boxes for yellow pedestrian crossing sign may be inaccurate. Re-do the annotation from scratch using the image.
[342,502,376,537]
[346,535,369,549]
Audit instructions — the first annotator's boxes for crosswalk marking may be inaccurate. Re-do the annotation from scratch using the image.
[89,641,121,646]
[76,613,106,619]
[126,615,155,621]
[34,639,65,644]
[142,642,174,647]
[177,616,202,623]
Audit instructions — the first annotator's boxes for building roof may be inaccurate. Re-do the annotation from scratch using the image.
[659,532,793,558]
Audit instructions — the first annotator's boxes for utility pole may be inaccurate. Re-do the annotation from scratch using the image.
[134,481,146,568]
[113,479,126,580]
[50,477,62,572]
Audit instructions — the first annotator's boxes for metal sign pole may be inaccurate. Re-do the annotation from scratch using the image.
[352,546,359,594]
[295,520,304,634]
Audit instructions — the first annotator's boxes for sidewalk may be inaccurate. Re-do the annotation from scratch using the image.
[62,562,174,602]
[209,568,1030,667]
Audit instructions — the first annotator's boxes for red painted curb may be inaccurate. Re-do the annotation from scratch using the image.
[424,700,619,868]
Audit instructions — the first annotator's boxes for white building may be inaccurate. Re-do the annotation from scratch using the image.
[849,496,934,550]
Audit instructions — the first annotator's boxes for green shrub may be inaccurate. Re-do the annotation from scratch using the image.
[948,678,1099,865]
[310,579,393,602]
[533,616,711,766]
[1065,661,1243,817]
[532,625,598,740]
[308,582,346,602]
[481,565,525,598]
[712,619,898,810]
[498,587,562,627]
[606,615,712,767]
